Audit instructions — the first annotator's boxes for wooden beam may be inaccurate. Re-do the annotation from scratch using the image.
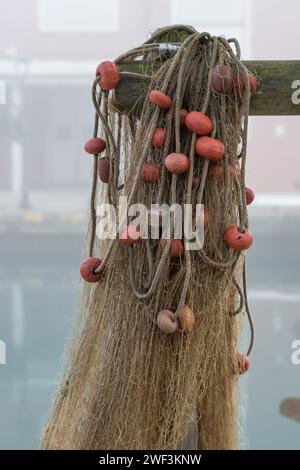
[248,61,300,115]
[114,60,300,116]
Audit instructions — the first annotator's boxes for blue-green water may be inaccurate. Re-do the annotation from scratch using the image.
[1,222,300,450]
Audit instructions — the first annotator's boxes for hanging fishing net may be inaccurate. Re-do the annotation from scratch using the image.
[41,25,256,450]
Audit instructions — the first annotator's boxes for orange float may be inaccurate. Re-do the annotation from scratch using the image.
[233,72,257,97]
[80,257,105,283]
[96,61,120,90]
[84,137,106,155]
[152,128,166,148]
[245,187,255,205]
[148,90,172,109]
[99,157,110,183]
[161,239,185,258]
[140,163,160,183]
[196,136,225,161]
[119,224,141,245]
[224,225,253,251]
[185,111,213,135]
[157,310,179,334]
[237,352,250,375]
[165,153,189,174]
[178,305,195,333]
[212,64,233,94]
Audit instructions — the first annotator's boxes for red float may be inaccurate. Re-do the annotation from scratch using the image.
[80,257,105,283]
[99,157,110,183]
[161,239,185,257]
[140,162,160,183]
[185,111,213,135]
[224,225,253,251]
[245,187,255,205]
[165,153,189,174]
[196,136,225,161]
[148,90,172,109]
[212,64,233,94]
[157,310,179,334]
[152,128,166,148]
[249,73,258,95]
[96,61,120,90]
[178,305,195,333]
[237,352,250,375]
[119,224,141,245]
[84,137,106,155]
[233,72,258,97]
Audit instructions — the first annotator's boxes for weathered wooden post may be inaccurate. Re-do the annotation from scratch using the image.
[114,60,300,116]
[112,28,300,116]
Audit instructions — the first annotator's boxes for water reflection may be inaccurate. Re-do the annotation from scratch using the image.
[0,215,300,449]
[0,261,79,449]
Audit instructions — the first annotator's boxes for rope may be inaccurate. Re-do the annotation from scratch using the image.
[87,28,254,356]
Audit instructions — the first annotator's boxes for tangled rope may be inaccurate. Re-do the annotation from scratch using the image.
[88,28,254,355]
[41,25,257,451]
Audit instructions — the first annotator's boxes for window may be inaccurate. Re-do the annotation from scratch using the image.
[38,0,119,33]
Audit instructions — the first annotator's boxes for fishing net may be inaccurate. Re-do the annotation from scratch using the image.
[41,25,255,450]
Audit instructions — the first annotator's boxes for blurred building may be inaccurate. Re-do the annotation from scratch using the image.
[0,0,300,209]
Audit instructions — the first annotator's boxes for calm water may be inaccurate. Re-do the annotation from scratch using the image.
[1,215,300,450]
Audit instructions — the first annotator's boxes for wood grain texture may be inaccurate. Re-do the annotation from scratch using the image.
[114,60,300,116]
[247,60,300,115]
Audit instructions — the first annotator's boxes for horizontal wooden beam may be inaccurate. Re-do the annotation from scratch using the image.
[114,60,300,116]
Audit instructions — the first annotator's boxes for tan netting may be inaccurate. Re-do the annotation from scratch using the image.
[41,25,254,450]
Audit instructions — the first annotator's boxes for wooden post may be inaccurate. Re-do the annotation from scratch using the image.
[114,60,300,116]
